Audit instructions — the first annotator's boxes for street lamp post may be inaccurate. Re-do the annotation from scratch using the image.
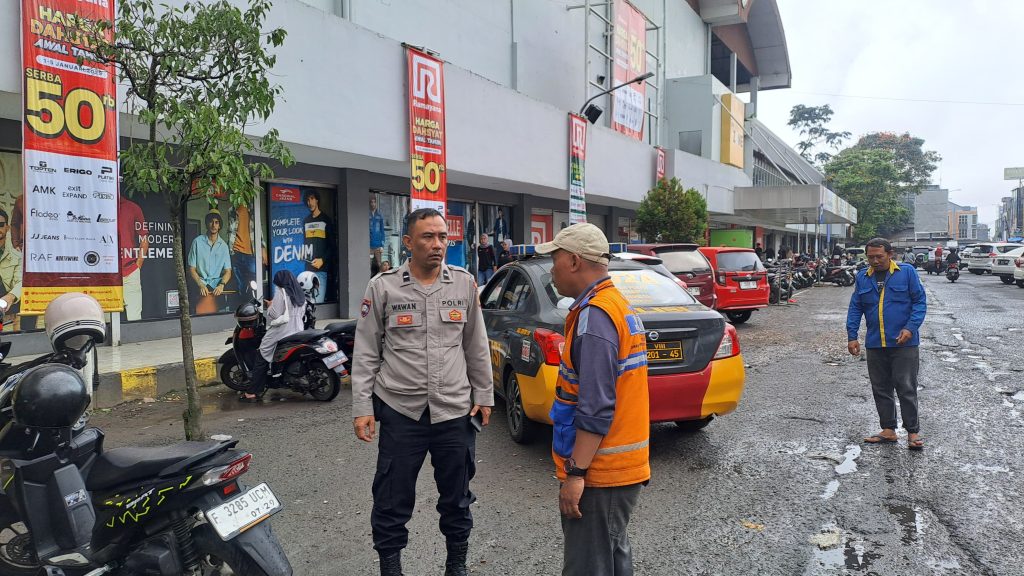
[578,71,655,125]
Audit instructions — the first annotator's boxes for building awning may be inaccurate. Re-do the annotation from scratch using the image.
[733,184,857,225]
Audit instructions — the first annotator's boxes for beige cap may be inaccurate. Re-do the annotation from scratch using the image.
[535,223,610,265]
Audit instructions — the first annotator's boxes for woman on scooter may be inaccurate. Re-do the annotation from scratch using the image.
[242,270,306,401]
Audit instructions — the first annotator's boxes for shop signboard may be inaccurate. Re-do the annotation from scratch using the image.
[568,114,588,225]
[407,47,447,216]
[656,147,666,182]
[20,0,122,312]
[612,0,647,140]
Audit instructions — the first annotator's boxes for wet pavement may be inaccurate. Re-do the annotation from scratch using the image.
[90,270,1024,575]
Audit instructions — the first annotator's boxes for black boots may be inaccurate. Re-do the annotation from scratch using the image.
[379,551,403,576]
[444,541,469,576]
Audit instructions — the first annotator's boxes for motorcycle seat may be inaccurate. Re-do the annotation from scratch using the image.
[87,441,223,491]
[278,329,328,344]
[325,321,356,333]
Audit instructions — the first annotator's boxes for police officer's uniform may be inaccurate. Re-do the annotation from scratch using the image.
[352,261,493,558]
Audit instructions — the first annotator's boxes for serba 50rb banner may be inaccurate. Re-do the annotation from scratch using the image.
[406,46,447,216]
[20,0,122,313]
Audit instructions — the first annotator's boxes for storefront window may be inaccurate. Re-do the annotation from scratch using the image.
[267,183,337,304]
[369,191,409,275]
[617,216,639,243]
[446,201,471,269]
[185,189,257,315]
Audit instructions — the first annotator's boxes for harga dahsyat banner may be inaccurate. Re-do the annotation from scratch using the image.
[612,0,647,140]
[568,114,588,225]
[20,0,122,313]
[407,47,447,216]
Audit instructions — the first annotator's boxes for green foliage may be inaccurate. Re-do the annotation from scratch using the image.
[636,178,708,244]
[852,132,940,194]
[787,104,851,167]
[94,0,293,208]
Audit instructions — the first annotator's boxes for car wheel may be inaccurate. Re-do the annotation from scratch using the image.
[1000,276,1014,285]
[674,416,713,432]
[725,311,752,324]
[504,371,538,444]
[971,270,983,275]
[1016,280,1024,288]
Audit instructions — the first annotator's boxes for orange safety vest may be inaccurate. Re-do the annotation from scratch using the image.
[551,278,651,487]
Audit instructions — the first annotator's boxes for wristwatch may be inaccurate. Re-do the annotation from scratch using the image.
[564,458,588,478]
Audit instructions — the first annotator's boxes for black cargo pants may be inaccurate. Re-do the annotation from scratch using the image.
[371,398,477,555]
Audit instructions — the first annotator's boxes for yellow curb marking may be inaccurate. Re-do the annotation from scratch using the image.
[195,357,218,384]
[120,367,157,400]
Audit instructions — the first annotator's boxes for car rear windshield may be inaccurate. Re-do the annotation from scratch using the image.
[973,245,993,254]
[543,268,697,308]
[653,249,711,274]
[715,251,765,272]
[997,245,1023,254]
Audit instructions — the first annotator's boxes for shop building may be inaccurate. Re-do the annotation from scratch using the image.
[0,0,855,350]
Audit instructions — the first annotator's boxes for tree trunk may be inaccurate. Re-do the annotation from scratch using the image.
[169,198,204,440]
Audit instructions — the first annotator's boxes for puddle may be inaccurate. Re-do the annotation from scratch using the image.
[1013,392,1024,402]
[806,524,882,574]
[200,388,307,414]
[835,445,861,475]
[952,333,964,341]
[821,480,840,500]
[941,357,958,363]
[887,503,925,545]
[986,336,1002,341]
[960,463,1010,474]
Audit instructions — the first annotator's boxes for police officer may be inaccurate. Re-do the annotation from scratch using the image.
[352,208,493,576]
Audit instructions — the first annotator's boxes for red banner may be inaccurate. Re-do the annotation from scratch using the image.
[656,147,666,182]
[568,114,588,225]
[407,47,447,216]
[612,0,647,140]
[20,0,122,312]
[446,215,464,242]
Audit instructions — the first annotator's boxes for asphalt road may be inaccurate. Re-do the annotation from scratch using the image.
[92,268,1024,576]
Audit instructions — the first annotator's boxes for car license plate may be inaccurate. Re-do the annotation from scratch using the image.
[647,341,683,362]
[205,483,282,541]
[687,287,701,296]
[998,259,1009,265]
[322,351,348,369]
[739,281,757,289]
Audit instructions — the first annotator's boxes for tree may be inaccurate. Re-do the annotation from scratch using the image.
[852,132,941,193]
[825,147,909,243]
[93,0,293,439]
[787,104,851,167]
[635,178,707,244]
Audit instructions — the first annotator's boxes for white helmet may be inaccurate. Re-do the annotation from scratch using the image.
[296,271,320,296]
[44,292,106,352]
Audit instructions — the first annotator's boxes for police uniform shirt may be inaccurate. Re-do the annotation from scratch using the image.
[351,262,493,424]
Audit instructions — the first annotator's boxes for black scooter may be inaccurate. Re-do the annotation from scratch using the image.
[218,282,347,401]
[0,365,292,576]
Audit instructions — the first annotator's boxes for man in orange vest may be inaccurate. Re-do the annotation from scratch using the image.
[535,223,650,576]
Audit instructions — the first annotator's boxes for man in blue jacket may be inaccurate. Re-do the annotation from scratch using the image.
[847,238,927,450]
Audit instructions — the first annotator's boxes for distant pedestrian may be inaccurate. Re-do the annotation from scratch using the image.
[846,237,927,450]
[755,242,765,262]
[378,260,392,273]
[476,234,497,284]
[497,239,513,267]
[765,246,776,261]
[535,223,650,576]
[351,208,493,576]
[778,244,790,260]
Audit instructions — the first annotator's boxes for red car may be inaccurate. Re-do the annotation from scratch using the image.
[698,247,769,324]
[627,244,716,309]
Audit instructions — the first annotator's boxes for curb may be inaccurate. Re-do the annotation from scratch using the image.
[95,357,221,408]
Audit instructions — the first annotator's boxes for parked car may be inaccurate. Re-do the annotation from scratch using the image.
[991,246,1024,284]
[959,245,978,269]
[845,246,866,263]
[697,247,769,325]
[967,243,1024,275]
[627,244,715,308]
[1014,255,1024,288]
[479,253,746,443]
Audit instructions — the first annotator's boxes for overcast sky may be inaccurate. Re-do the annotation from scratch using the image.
[757,0,1024,230]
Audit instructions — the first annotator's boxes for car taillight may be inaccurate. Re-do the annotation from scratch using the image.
[200,453,252,486]
[673,278,688,290]
[533,328,565,366]
[990,252,998,258]
[714,324,740,359]
[1016,258,1024,268]
[239,327,256,339]
[716,273,727,286]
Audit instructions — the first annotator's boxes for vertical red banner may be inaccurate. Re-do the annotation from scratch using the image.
[568,114,588,225]
[655,147,666,182]
[612,0,647,140]
[407,47,447,216]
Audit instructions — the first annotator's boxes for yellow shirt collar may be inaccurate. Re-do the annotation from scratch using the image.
[866,260,899,276]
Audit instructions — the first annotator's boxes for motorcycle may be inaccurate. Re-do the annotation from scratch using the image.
[218,281,347,401]
[0,363,292,576]
[946,262,960,282]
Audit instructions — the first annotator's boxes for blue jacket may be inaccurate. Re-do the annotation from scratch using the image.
[846,261,927,348]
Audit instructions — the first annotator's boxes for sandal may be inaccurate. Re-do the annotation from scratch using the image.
[908,437,925,451]
[864,434,897,444]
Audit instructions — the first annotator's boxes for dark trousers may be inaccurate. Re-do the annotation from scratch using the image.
[371,399,476,554]
[866,347,920,433]
[249,354,270,396]
[561,484,642,576]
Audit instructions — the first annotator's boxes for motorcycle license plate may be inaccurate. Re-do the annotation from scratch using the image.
[740,281,757,290]
[647,341,683,362]
[205,483,282,541]
[687,287,701,296]
[323,351,348,369]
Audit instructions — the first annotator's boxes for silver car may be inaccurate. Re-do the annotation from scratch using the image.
[967,243,1024,275]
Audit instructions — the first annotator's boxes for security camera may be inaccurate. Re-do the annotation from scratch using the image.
[596,74,606,85]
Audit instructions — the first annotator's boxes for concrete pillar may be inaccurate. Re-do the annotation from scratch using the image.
[729,53,737,93]
[514,193,536,245]
[342,170,372,318]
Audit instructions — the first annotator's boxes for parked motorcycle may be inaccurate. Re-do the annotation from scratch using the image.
[0,363,292,576]
[218,281,347,401]
[946,262,960,283]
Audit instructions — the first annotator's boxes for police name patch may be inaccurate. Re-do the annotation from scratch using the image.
[397,314,414,326]
[360,299,371,318]
[625,314,645,336]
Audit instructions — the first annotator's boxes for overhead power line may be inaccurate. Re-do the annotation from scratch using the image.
[787,90,1024,107]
